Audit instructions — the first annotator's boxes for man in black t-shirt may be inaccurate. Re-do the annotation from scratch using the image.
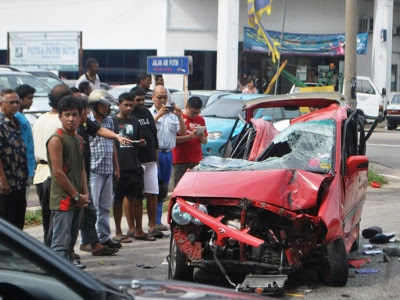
[112,92,154,241]
[130,87,164,238]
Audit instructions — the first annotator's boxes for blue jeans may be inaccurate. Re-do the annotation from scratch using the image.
[90,173,113,244]
[51,208,82,260]
[157,151,172,224]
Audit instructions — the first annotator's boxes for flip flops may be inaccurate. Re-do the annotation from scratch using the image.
[113,235,133,243]
[92,245,119,256]
[148,228,165,239]
[134,233,156,241]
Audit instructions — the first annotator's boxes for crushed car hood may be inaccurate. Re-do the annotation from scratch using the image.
[173,169,329,211]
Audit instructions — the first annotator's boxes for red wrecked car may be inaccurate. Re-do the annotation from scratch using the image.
[167,93,381,294]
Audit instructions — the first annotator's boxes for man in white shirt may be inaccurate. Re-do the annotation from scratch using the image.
[150,85,186,230]
[75,58,101,91]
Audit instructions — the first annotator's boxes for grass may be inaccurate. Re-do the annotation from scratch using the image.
[368,167,388,186]
[24,209,42,228]
[24,197,171,227]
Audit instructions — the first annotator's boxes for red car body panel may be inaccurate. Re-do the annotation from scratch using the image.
[173,169,328,211]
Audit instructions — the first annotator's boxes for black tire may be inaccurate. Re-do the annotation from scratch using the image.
[387,120,396,130]
[351,224,360,252]
[168,235,194,281]
[318,238,349,287]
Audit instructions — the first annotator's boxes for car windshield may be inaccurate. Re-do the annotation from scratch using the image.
[0,74,50,97]
[196,119,335,174]
[391,94,400,105]
[201,98,246,118]
[0,243,46,275]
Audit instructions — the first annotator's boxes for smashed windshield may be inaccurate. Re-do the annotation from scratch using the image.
[196,119,335,173]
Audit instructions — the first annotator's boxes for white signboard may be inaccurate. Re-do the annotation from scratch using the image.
[9,31,80,71]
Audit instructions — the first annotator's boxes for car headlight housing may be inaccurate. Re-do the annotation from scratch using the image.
[208,131,223,140]
[171,203,192,225]
[191,204,208,225]
[171,202,208,225]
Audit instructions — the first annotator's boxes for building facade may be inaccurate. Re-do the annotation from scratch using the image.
[0,0,398,93]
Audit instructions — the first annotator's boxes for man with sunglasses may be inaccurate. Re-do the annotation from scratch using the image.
[0,89,28,229]
[172,96,207,187]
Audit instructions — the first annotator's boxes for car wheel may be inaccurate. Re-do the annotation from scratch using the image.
[318,238,349,287]
[168,234,194,281]
[387,120,396,130]
[351,224,360,252]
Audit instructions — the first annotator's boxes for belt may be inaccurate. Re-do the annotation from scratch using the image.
[159,149,171,153]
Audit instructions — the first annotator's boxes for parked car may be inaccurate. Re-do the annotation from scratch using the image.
[171,90,233,108]
[168,92,379,294]
[63,79,111,91]
[0,69,51,112]
[385,92,400,130]
[0,218,268,300]
[201,93,300,157]
[13,67,67,89]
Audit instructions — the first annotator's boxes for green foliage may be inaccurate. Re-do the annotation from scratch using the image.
[24,209,42,228]
[368,168,388,186]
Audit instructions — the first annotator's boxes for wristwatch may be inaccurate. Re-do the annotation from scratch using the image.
[73,194,80,202]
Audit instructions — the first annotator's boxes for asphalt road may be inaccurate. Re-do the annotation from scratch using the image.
[24,127,400,299]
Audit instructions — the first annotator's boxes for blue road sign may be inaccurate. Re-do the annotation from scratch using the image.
[147,56,190,75]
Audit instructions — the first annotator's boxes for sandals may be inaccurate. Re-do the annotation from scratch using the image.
[92,245,119,256]
[113,235,132,243]
[134,233,156,241]
[148,229,165,239]
[126,230,136,238]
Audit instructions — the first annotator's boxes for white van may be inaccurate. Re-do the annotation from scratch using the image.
[290,76,384,118]
[354,76,384,118]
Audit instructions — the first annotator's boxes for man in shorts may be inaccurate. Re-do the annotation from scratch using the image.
[112,92,155,241]
[131,87,164,238]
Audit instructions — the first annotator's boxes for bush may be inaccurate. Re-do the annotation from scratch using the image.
[24,209,42,228]
[368,168,388,186]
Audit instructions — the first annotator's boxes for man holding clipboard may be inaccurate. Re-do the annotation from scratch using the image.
[172,96,208,187]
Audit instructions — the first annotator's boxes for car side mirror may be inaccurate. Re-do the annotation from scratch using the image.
[382,88,386,96]
[346,155,368,176]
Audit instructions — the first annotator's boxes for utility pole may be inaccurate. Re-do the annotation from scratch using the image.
[344,0,357,110]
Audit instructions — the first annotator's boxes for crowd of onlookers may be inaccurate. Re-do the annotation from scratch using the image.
[0,58,208,269]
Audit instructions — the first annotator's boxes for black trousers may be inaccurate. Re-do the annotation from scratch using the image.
[0,188,27,230]
[36,178,53,247]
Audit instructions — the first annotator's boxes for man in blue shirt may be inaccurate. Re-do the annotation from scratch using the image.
[15,85,36,196]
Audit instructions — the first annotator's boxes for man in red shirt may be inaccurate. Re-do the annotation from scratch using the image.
[172,96,207,187]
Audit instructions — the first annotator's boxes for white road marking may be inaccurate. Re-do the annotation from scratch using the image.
[380,174,400,180]
[367,143,400,148]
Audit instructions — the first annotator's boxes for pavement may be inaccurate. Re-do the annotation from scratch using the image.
[23,162,400,287]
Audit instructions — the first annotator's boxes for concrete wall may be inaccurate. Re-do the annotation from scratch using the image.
[0,0,398,90]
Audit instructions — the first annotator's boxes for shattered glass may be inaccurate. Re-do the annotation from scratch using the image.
[196,119,335,173]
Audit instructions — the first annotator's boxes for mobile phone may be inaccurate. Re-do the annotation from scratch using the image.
[165,106,175,112]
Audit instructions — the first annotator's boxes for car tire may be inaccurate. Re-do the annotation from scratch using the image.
[318,238,349,287]
[168,234,194,281]
[387,120,396,130]
[351,223,360,252]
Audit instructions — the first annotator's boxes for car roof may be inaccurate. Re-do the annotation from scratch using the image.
[219,93,267,101]
[243,92,345,122]
[172,90,231,96]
